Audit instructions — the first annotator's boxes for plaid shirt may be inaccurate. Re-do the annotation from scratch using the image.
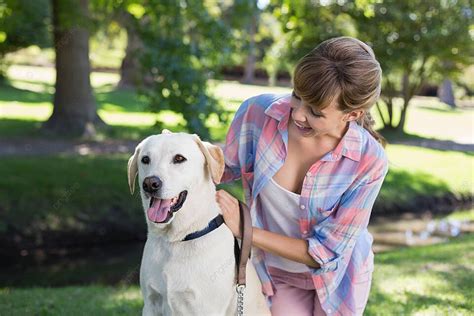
[221,93,389,315]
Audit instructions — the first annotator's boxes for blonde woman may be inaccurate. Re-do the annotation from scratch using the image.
[216,37,389,316]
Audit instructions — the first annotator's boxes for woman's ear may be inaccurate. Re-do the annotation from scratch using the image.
[344,110,364,122]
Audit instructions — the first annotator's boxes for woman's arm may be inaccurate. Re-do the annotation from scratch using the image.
[215,189,320,268]
[253,227,320,268]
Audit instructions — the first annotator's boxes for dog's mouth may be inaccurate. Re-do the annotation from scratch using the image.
[147,190,188,224]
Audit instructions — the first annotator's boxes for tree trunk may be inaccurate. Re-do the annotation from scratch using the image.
[117,11,143,89]
[43,0,104,137]
[396,102,409,132]
[438,79,456,108]
[376,100,389,128]
[242,12,257,84]
[387,98,393,127]
[395,72,412,132]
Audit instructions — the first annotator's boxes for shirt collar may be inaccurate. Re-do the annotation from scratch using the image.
[264,94,362,162]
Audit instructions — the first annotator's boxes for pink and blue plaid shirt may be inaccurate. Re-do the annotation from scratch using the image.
[221,93,389,315]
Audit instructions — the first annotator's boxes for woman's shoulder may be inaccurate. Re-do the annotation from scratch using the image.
[354,124,389,175]
[236,93,289,117]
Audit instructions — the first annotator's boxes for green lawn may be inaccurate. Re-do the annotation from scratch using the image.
[0,147,470,239]
[1,234,472,315]
[2,65,472,143]
[0,65,472,240]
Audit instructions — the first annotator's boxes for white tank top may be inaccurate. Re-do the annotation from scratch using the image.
[259,177,310,273]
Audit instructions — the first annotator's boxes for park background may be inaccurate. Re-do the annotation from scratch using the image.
[0,0,473,315]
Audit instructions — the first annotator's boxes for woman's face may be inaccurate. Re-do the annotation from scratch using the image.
[289,90,351,141]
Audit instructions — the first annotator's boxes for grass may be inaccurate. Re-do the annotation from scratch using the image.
[1,234,472,315]
[0,285,143,316]
[1,147,470,237]
[366,233,473,315]
[0,64,472,244]
[2,65,472,142]
[384,145,473,196]
[0,155,144,236]
[0,153,242,243]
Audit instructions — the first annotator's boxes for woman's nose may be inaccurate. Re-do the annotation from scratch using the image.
[292,101,307,121]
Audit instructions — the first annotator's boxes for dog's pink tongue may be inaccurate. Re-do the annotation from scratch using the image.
[147,198,172,223]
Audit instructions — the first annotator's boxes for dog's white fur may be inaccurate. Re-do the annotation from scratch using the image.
[128,131,270,316]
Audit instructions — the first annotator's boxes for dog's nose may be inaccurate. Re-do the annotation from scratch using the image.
[143,176,162,193]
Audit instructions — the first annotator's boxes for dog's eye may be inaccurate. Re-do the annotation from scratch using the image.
[141,156,150,164]
[173,154,186,164]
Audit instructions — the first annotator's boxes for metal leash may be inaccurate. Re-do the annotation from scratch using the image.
[236,284,245,316]
[236,201,252,316]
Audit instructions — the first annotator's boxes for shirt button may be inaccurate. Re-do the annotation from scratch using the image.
[300,205,305,210]
[306,172,311,177]
[327,309,332,313]
[302,230,308,234]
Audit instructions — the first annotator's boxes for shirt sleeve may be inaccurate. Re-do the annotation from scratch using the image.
[306,153,389,275]
[220,98,252,184]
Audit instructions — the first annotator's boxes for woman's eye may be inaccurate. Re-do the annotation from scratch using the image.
[141,156,150,164]
[311,110,323,117]
[291,90,301,100]
[173,154,187,164]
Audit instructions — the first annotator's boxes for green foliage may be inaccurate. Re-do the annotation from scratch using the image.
[271,0,355,63]
[0,0,51,55]
[0,0,51,80]
[352,0,473,129]
[131,0,233,140]
[355,0,473,83]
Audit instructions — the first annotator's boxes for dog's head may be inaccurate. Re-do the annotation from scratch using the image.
[127,130,224,235]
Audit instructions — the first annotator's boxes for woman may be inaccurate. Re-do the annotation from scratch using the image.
[216,36,389,316]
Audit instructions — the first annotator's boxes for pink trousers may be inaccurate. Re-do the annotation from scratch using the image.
[268,266,326,316]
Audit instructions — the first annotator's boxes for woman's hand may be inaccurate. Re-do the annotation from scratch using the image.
[215,189,241,238]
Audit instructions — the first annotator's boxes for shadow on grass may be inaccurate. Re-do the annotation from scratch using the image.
[372,168,471,216]
[96,88,149,113]
[380,128,474,154]
[0,116,229,143]
[417,104,464,114]
[375,234,474,265]
[0,118,185,142]
[0,83,51,104]
[0,118,43,138]
[0,81,147,114]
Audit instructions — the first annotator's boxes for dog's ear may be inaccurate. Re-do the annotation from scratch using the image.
[194,136,225,184]
[162,129,172,134]
[127,143,142,194]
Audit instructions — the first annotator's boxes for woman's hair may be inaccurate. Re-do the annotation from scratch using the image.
[293,36,387,147]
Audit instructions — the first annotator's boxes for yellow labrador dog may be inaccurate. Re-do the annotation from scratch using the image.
[128,130,269,316]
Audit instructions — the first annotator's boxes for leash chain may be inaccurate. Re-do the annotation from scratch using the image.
[236,284,245,316]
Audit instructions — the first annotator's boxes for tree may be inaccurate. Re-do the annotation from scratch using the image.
[115,9,143,89]
[234,0,260,84]
[0,0,51,80]
[271,0,355,63]
[134,0,232,139]
[42,0,105,136]
[352,0,473,132]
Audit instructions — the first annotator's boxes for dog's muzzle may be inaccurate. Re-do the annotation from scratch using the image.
[147,190,188,224]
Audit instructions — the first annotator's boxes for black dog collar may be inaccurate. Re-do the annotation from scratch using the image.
[182,214,225,241]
